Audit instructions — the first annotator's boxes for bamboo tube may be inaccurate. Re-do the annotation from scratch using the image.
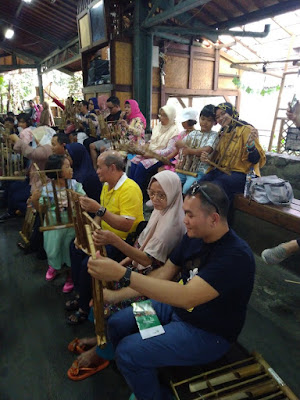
[85,224,107,348]
[193,373,269,399]
[205,159,231,175]
[1,143,5,176]
[214,380,278,400]
[284,279,300,284]
[51,179,62,224]
[254,352,299,400]
[189,363,263,392]
[175,168,198,177]
[65,180,73,224]
[6,144,9,176]
[173,356,255,387]
[73,194,87,250]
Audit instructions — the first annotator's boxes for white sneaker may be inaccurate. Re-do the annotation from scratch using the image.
[261,245,288,265]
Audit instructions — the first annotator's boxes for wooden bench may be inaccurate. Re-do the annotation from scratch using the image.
[234,194,300,235]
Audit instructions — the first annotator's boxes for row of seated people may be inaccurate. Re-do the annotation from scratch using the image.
[2,146,256,399]
[62,95,266,204]
[0,98,269,399]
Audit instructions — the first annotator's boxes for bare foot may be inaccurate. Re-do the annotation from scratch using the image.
[77,345,102,367]
[78,337,97,348]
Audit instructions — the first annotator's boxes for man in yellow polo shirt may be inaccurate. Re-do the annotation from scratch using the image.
[80,150,144,239]
[67,151,144,325]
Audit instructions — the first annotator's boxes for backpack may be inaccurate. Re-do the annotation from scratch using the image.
[249,175,294,206]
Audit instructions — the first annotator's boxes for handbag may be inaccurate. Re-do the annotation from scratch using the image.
[249,175,294,206]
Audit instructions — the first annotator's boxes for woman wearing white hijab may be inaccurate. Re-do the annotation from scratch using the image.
[130,104,178,195]
[66,170,186,380]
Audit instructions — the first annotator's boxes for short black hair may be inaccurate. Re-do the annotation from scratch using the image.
[200,104,216,120]
[45,154,66,180]
[187,119,197,126]
[107,96,120,106]
[7,111,15,117]
[81,100,89,108]
[186,182,229,219]
[4,117,14,124]
[53,133,70,145]
[17,113,32,127]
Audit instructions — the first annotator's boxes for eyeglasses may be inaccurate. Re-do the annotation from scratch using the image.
[189,183,220,214]
[147,190,167,201]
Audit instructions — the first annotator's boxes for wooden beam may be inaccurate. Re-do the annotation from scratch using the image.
[165,88,239,96]
[41,38,79,64]
[0,17,64,47]
[188,46,194,90]
[142,0,211,29]
[213,0,300,29]
[0,43,41,64]
[42,55,81,74]
[153,24,270,39]
[0,64,36,72]
[213,48,220,91]
[177,98,186,109]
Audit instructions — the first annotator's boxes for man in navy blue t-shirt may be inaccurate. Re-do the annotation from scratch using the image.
[88,182,255,400]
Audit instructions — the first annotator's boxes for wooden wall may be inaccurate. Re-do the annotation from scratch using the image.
[162,43,240,102]
[81,40,241,115]
[0,55,27,67]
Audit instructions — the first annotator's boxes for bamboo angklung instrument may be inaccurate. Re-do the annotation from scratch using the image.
[19,206,36,247]
[176,130,220,177]
[170,351,298,400]
[118,142,173,165]
[88,118,97,138]
[33,164,73,232]
[68,190,107,347]
[205,115,255,176]
[0,128,26,180]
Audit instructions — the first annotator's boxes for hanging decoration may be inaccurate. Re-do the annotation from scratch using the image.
[232,76,280,96]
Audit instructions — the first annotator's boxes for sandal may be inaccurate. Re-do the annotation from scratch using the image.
[67,359,109,381]
[65,298,79,311]
[67,338,86,354]
[67,310,88,325]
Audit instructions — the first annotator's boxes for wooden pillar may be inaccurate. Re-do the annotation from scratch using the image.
[133,0,153,132]
[37,64,44,104]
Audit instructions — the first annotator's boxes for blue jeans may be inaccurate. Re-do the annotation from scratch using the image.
[177,171,204,194]
[199,170,246,203]
[130,162,163,196]
[108,300,230,400]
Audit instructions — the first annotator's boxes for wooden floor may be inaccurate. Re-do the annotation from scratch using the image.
[0,213,299,400]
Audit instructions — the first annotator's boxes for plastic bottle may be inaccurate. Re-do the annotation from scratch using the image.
[244,167,256,198]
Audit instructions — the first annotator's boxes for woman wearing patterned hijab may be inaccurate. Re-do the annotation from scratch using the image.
[199,102,266,202]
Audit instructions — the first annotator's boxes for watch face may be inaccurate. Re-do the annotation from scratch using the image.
[96,207,105,217]
[120,268,131,287]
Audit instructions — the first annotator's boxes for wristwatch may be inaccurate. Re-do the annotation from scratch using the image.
[119,267,132,288]
[96,206,106,218]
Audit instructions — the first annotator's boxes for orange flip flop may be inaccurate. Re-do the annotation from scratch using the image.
[67,359,110,381]
[67,338,86,355]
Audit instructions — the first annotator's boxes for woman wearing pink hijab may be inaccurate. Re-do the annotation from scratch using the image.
[119,99,146,144]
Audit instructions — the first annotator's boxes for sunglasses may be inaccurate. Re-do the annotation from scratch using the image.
[189,183,220,215]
